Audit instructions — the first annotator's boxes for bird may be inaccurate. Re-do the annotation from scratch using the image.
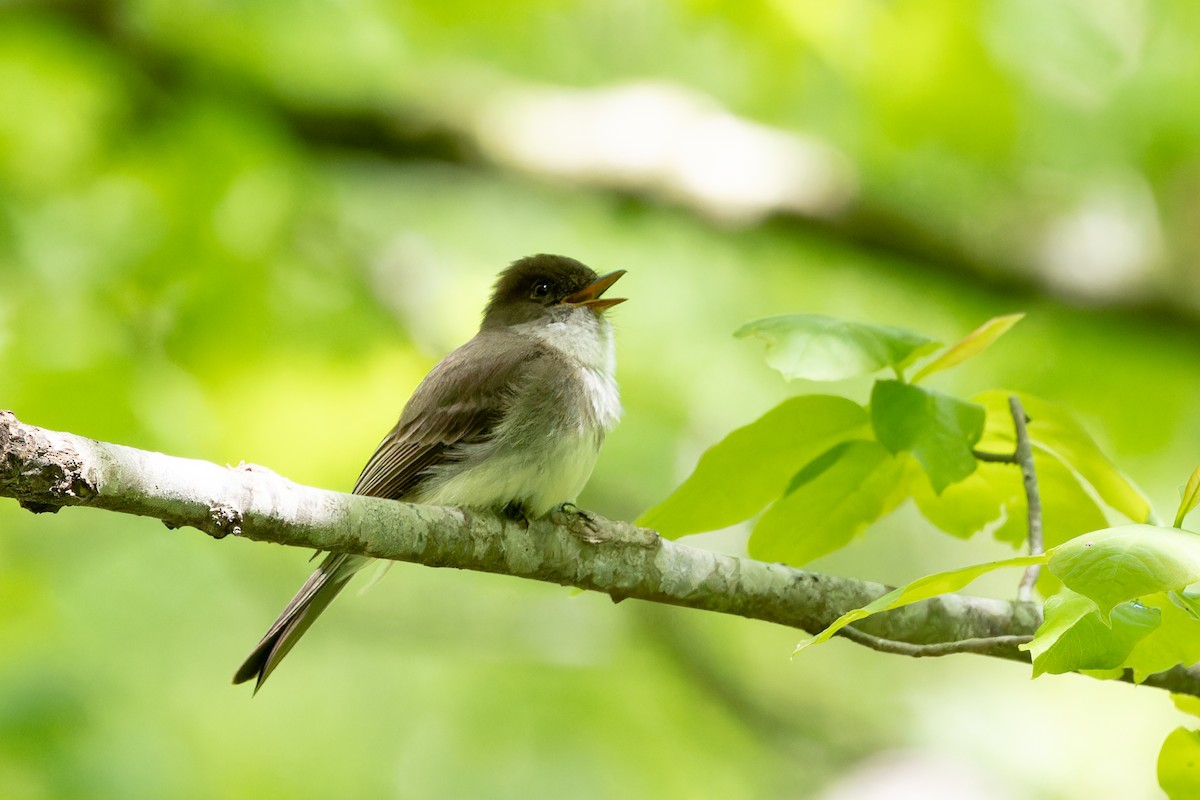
[233,254,626,691]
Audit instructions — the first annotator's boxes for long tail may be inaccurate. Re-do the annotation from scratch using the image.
[233,553,369,692]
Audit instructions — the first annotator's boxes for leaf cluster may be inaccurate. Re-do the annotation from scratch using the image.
[638,311,1200,798]
[640,312,1145,568]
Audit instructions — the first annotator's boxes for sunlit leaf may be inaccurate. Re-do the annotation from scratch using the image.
[796,554,1046,652]
[1159,728,1200,800]
[1048,526,1200,621]
[912,449,1109,565]
[1029,453,1113,550]
[1036,454,1120,597]
[871,380,984,494]
[1175,465,1200,528]
[975,391,1151,523]
[959,395,1028,543]
[911,461,1021,540]
[735,314,940,382]
[1020,590,1159,677]
[1171,589,1200,621]
[1078,668,1126,680]
[911,313,1024,383]
[973,391,1017,454]
[748,441,908,566]
[1173,694,1200,719]
[637,395,868,537]
[1119,594,1200,682]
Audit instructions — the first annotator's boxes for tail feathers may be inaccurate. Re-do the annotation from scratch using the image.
[233,553,369,692]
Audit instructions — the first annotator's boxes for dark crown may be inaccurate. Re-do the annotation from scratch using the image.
[482,254,600,328]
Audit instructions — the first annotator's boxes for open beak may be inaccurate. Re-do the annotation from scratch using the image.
[562,270,627,311]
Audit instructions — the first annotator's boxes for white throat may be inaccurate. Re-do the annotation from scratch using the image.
[516,307,615,371]
[514,308,621,430]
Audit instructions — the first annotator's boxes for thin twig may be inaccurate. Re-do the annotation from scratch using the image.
[1010,396,1044,600]
[838,626,1032,657]
[972,448,1018,464]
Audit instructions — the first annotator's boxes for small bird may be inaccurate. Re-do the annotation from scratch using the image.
[234,254,626,690]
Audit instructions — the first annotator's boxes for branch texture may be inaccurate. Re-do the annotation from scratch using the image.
[3,410,1198,696]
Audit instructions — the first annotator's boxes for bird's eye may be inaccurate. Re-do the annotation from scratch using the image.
[530,281,551,301]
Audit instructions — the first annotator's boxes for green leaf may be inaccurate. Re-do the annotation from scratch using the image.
[1175,465,1200,528]
[871,380,985,494]
[975,391,1151,523]
[748,441,908,566]
[911,313,1024,383]
[1020,590,1159,677]
[1121,594,1200,682]
[1048,525,1200,620]
[911,461,1021,541]
[796,554,1047,652]
[1173,694,1200,719]
[781,440,855,494]
[1027,453,1113,551]
[1033,453,1116,597]
[637,395,868,537]
[1078,668,1126,680]
[912,450,1108,558]
[735,314,940,382]
[1159,728,1200,800]
[973,391,1017,454]
[1171,589,1200,621]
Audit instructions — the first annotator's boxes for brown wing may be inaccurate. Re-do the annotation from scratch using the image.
[235,331,552,691]
[351,331,550,499]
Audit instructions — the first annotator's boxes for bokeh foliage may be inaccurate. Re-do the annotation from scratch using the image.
[4,1,1200,798]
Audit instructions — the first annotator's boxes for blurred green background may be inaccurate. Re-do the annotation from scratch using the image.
[3,1,1200,798]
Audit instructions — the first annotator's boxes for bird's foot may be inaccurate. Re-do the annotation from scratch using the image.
[550,502,607,544]
[502,501,531,528]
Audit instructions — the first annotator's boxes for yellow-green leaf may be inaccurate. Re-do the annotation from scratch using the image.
[735,314,939,382]
[1021,590,1159,677]
[974,391,1152,524]
[748,441,909,566]
[1160,728,1200,800]
[1173,694,1200,719]
[1048,525,1200,621]
[637,395,869,537]
[1121,594,1200,682]
[1175,465,1200,528]
[912,313,1024,383]
[796,554,1046,652]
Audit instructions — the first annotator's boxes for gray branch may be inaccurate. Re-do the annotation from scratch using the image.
[3,409,1199,697]
[1010,395,1045,600]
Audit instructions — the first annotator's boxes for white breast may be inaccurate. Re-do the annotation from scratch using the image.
[421,307,622,516]
[423,432,604,516]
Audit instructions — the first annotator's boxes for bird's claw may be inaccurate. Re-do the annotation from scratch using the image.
[502,501,531,528]
[551,502,606,544]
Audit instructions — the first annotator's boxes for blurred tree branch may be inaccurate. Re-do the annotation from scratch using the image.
[16,0,1200,324]
[36,0,1175,315]
[3,408,1198,696]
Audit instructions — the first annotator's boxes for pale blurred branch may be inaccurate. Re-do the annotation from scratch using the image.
[41,1,1200,319]
[3,409,1198,697]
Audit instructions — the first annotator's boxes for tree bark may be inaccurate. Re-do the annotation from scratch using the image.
[3,409,1197,696]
